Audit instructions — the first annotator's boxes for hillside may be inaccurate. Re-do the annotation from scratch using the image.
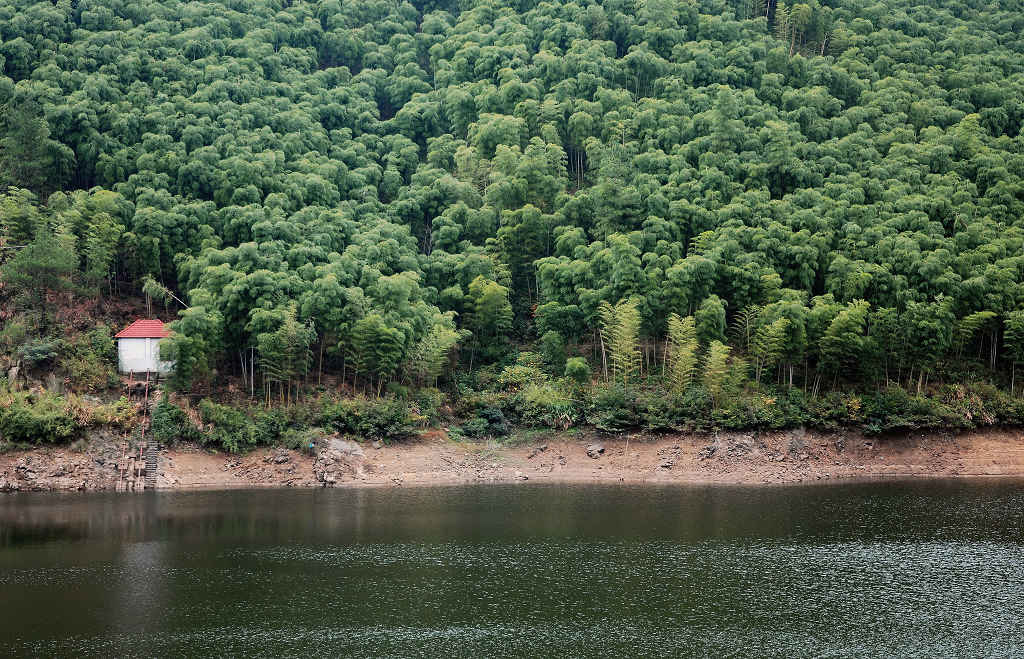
[1,0,1024,448]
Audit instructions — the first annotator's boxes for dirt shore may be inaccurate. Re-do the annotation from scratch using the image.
[3,428,1024,492]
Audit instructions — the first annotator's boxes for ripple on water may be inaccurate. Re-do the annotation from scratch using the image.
[2,483,1024,657]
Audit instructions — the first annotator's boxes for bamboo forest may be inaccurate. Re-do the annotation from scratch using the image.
[2,0,1024,447]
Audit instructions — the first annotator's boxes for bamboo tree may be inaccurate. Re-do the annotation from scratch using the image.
[1005,312,1024,396]
[751,317,790,384]
[257,306,314,406]
[665,313,698,395]
[703,340,732,409]
[729,305,762,353]
[405,323,467,387]
[598,299,642,386]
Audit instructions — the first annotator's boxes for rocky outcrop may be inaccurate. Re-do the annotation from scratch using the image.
[0,451,115,492]
[313,438,365,486]
[0,429,134,492]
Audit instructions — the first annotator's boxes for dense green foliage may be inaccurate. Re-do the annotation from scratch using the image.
[0,386,134,445]
[148,393,419,452]
[2,0,1024,443]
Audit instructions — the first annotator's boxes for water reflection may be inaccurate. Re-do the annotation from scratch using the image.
[1,481,1023,657]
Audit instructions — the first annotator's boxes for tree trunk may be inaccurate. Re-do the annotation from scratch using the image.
[991,327,998,371]
[599,332,608,381]
[318,340,324,387]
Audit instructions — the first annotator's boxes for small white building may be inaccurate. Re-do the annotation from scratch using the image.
[115,319,174,375]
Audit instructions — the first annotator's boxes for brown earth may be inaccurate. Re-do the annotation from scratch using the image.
[4,427,1024,492]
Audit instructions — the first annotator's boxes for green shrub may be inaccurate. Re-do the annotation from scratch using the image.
[162,396,323,451]
[517,381,579,429]
[477,406,508,435]
[17,338,61,368]
[80,326,117,363]
[319,398,361,435]
[0,318,28,356]
[452,388,512,418]
[281,427,324,453]
[253,407,293,444]
[636,389,685,431]
[65,354,119,392]
[459,416,491,438]
[198,399,262,452]
[63,327,119,392]
[151,395,200,445]
[0,391,81,443]
[714,393,805,430]
[497,352,548,392]
[90,396,138,429]
[412,387,445,425]
[967,384,1024,425]
[539,331,566,373]
[319,396,416,440]
[586,384,637,431]
[940,384,996,427]
[385,382,410,399]
[355,397,417,439]
[855,388,958,435]
[564,357,591,386]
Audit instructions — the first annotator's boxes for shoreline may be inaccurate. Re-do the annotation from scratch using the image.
[3,428,1024,492]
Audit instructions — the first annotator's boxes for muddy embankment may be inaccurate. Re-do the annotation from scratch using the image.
[4,427,1024,492]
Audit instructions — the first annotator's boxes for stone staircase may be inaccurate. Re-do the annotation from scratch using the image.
[145,439,159,490]
[144,383,161,490]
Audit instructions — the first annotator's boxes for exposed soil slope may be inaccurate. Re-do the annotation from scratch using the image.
[3,428,1024,492]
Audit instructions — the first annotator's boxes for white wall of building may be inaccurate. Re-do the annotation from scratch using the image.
[117,338,173,374]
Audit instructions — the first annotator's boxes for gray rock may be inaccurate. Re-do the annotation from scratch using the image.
[372,440,383,450]
[328,438,364,457]
[586,443,604,458]
[314,437,365,486]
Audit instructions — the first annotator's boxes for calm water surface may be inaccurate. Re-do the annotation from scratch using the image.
[2,481,1024,657]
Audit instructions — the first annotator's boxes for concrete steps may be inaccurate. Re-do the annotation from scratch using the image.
[145,440,158,490]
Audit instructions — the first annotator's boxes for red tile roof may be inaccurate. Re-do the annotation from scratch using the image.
[115,319,170,339]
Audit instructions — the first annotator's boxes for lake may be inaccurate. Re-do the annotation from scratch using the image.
[2,481,1023,657]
